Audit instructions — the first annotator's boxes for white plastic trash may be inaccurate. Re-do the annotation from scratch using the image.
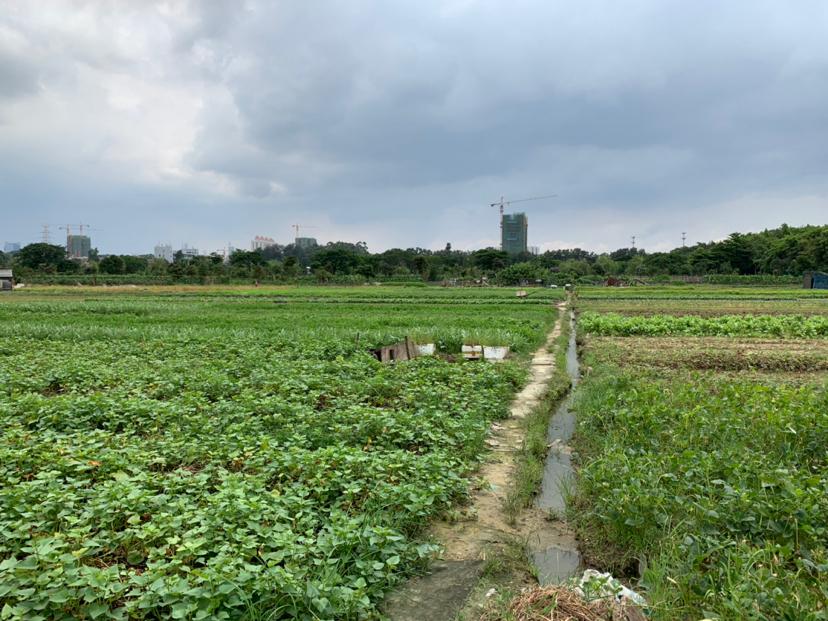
[483,346,509,360]
[574,569,646,607]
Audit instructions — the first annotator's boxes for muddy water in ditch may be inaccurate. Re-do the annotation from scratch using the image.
[530,311,582,585]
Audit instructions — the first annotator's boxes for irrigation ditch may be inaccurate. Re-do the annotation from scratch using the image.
[383,301,587,620]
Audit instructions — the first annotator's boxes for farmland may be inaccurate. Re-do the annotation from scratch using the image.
[4,283,828,621]
[0,286,560,620]
[570,288,828,620]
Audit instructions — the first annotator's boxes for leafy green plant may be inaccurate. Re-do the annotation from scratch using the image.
[0,288,555,619]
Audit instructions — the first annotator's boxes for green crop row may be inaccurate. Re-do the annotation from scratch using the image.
[0,298,555,354]
[570,364,828,620]
[576,284,828,299]
[579,311,828,338]
[0,291,555,620]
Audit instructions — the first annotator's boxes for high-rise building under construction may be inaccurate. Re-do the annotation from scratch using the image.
[501,213,528,254]
[67,235,91,259]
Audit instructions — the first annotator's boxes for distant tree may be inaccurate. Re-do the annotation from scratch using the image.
[99,255,126,274]
[412,255,429,280]
[282,256,299,278]
[497,262,543,285]
[262,244,285,261]
[122,255,148,274]
[712,233,755,274]
[471,248,509,271]
[314,267,332,283]
[592,255,618,276]
[557,259,590,277]
[148,258,168,276]
[312,247,363,274]
[540,248,597,264]
[609,247,642,262]
[625,254,645,276]
[229,249,266,269]
[15,243,69,272]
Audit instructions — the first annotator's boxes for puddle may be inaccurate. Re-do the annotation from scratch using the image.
[536,313,580,513]
[536,449,573,513]
[531,545,582,586]
[530,311,582,583]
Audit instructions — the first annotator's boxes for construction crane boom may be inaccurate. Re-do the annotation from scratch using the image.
[490,194,557,250]
[490,193,557,216]
[291,224,318,238]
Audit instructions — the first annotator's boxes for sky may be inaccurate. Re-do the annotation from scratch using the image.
[1,0,827,255]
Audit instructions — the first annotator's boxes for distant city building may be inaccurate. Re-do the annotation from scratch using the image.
[153,244,174,262]
[501,213,528,254]
[3,242,20,254]
[180,244,199,258]
[67,235,91,259]
[295,237,318,250]
[251,236,275,251]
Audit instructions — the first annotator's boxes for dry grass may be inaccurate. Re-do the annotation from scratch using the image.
[480,586,645,621]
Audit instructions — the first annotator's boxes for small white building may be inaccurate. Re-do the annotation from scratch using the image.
[153,244,174,262]
[180,244,199,258]
[251,236,276,251]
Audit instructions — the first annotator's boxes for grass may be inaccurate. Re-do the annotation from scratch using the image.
[576,284,828,299]
[578,311,828,338]
[585,336,828,378]
[568,300,828,620]
[577,297,828,317]
[454,537,536,621]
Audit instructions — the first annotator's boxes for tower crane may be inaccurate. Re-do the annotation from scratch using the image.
[489,194,557,249]
[291,224,318,239]
[490,194,558,218]
[58,224,96,238]
[58,224,98,257]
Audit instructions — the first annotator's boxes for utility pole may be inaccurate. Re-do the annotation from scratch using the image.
[682,232,687,247]
[631,235,636,249]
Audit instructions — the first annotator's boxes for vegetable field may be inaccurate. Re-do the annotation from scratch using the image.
[570,288,828,620]
[0,286,559,620]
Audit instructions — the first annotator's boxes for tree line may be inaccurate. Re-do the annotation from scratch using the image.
[2,224,826,285]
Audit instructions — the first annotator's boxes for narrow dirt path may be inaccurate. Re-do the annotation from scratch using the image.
[383,303,567,621]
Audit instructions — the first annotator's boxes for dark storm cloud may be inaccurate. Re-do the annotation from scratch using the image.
[2,0,828,252]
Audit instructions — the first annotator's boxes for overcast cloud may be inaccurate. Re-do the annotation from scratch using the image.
[1,0,827,254]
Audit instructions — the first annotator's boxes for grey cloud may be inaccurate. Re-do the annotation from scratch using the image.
[1,0,828,253]
[0,42,39,98]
